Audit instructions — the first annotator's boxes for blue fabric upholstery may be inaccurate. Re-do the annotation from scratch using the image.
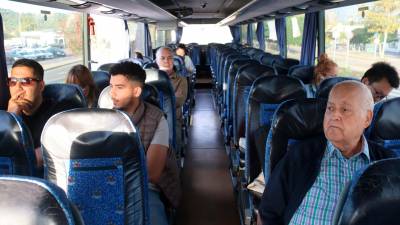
[275,18,287,58]
[0,175,84,225]
[264,98,326,182]
[244,76,306,183]
[144,23,153,58]
[247,23,254,46]
[229,25,241,44]
[173,56,188,77]
[0,111,36,176]
[333,158,400,225]
[41,108,149,225]
[365,97,400,155]
[256,22,266,50]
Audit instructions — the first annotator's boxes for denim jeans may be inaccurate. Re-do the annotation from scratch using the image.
[148,189,168,225]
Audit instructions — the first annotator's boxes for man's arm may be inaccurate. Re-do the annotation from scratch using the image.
[175,77,188,108]
[146,116,169,184]
[259,156,290,225]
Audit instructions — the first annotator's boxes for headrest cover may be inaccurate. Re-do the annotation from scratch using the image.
[98,63,116,72]
[316,77,359,99]
[43,84,87,109]
[92,71,110,93]
[250,76,306,104]
[289,65,315,84]
[236,62,271,86]
[368,98,400,140]
[338,158,400,225]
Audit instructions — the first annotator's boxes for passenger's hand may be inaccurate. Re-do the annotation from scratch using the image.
[7,90,32,115]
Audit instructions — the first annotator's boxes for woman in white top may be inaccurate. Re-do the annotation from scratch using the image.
[175,44,196,74]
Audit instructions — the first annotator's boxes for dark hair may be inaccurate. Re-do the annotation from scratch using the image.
[135,51,143,60]
[362,62,399,88]
[109,61,146,84]
[176,43,187,55]
[66,64,98,107]
[12,58,44,80]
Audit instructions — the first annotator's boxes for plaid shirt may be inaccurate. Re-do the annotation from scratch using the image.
[289,137,370,225]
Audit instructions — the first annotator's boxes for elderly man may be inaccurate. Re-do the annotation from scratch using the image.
[156,46,188,152]
[258,81,396,225]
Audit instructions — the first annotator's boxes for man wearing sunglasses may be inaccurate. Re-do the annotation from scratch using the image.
[361,62,399,102]
[7,59,48,171]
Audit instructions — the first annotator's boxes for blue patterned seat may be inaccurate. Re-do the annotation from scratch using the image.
[41,108,149,225]
[0,175,84,225]
[0,111,36,176]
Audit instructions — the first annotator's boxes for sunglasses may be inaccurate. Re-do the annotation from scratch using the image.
[7,77,41,87]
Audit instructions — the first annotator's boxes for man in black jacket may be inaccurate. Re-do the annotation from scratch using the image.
[258,81,396,225]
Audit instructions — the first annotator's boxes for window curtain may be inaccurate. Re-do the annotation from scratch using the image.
[275,18,287,58]
[176,26,183,44]
[144,23,153,58]
[300,12,319,65]
[0,14,10,110]
[247,23,253,46]
[229,25,241,44]
[256,21,265,50]
[124,20,131,58]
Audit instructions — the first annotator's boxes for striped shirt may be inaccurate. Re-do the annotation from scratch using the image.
[289,137,370,225]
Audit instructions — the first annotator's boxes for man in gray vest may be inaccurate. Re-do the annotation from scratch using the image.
[109,61,181,225]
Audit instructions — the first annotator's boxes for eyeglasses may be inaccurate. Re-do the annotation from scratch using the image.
[7,77,41,87]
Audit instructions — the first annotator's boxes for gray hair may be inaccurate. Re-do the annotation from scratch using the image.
[155,46,173,60]
[330,80,374,112]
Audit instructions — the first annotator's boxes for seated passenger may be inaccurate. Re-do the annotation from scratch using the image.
[66,64,98,107]
[176,43,196,74]
[361,62,399,102]
[305,54,338,98]
[156,46,188,150]
[258,81,396,225]
[109,61,180,225]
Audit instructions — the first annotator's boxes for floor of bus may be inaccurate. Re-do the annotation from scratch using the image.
[176,87,241,225]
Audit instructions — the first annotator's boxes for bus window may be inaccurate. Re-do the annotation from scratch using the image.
[90,14,129,70]
[155,30,174,48]
[180,24,232,44]
[252,23,259,49]
[325,0,400,77]
[264,20,279,55]
[1,0,83,84]
[286,14,304,60]
[241,24,247,45]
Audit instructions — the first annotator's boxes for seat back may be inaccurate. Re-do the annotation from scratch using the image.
[43,84,87,110]
[92,70,111,94]
[98,63,116,72]
[0,111,36,176]
[0,176,84,225]
[264,98,326,181]
[316,77,358,99]
[145,69,177,151]
[288,65,315,84]
[260,54,281,68]
[273,58,299,75]
[143,62,159,70]
[232,62,275,146]
[173,55,188,77]
[366,97,400,155]
[245,76,306,183]
[41,108,149,225]
[251,49,266,62]
[334,158,400,225]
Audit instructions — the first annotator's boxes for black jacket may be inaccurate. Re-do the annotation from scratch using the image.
[259,135,397,225]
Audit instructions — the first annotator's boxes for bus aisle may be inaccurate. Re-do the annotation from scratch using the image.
[176,88,240,225]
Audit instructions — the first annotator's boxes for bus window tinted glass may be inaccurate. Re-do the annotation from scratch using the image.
[286,14,304,60]
[264,20,279,54]
[90,14,129,70]
[1,0,83,84]
[180,25,232,44]
[325,1,400,77]
[241,25,247,45]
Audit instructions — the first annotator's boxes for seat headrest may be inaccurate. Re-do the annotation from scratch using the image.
[92,71,110,93]
[260,54,282,67]
[98,63,116,72]
[0,176,78,225]
[250,76,306,104]
[289,65,315,84]
[316,77,359,99]
[268,98,326,173]
[143,62,159,70]
[98,84,161,109]
[43,84,87,109]
[236,61,271,86]
[367,97,400,141]
[0,111,36,175]
[119,58,144,66]
[337,158,400,225]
